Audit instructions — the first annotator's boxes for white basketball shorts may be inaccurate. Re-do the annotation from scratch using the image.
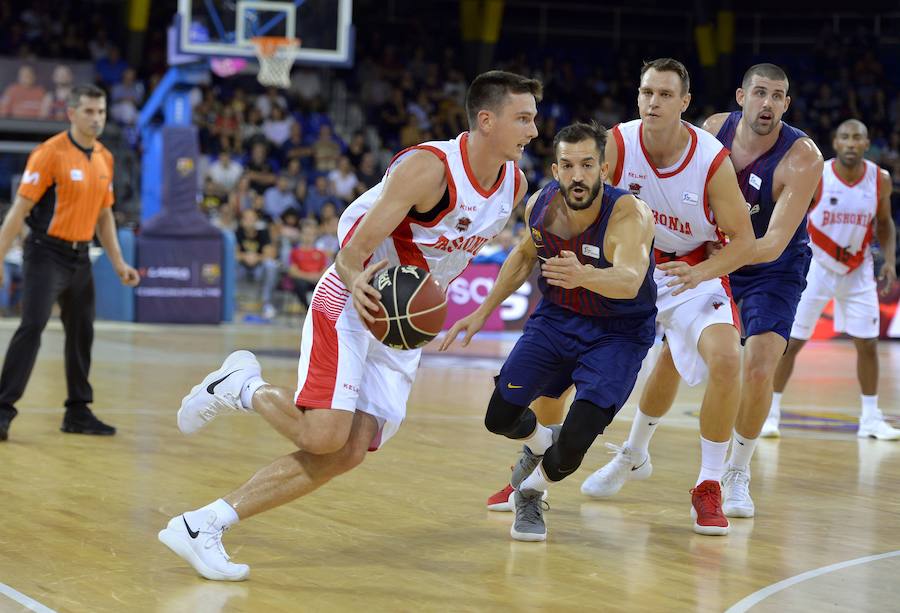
[654,268,739,387]
[790,257,879,340]
[294,266,422,450]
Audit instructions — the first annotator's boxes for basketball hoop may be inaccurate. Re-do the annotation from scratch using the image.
[251,36,300,88]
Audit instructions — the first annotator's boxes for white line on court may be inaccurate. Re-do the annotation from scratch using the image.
[724,549,900,612]
[0,582,56,613]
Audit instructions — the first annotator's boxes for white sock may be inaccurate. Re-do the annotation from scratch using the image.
[861,395,879,421]
[524,422,554,455]
[626,408,659,456]
[520,463,551,492]
[728,430,758,470]
[696,436,730,485]
[187,498,239,530]
[769,392,782,420]
[240,376,267,410]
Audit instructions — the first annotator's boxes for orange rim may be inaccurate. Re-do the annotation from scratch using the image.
[251,36,300,57]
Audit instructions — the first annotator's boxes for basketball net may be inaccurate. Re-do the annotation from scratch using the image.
[251,36,300,88]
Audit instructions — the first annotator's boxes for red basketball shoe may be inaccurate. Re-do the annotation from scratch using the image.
[690,480,729,535]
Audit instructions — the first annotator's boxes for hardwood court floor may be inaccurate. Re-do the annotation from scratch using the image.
[0,319,898,612]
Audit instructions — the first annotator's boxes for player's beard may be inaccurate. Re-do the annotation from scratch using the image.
[559,178,602,211]
[749,112,778,136]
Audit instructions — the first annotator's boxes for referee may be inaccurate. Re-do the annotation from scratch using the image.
[0,84,139,441]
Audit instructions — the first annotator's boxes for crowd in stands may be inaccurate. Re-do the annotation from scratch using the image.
[0,2,898,320]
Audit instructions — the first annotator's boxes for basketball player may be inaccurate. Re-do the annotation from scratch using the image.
[769,119,898,440]
[582,64,823,521]
[572,58,757,536]
[441,121,658,541]
[158,70,541,581]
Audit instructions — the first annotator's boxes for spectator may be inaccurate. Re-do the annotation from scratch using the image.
[263,174,299,220]
[240,107,267,151]
[282,158,306,192]
[328,156,361,203]
[40,64,74,121]
[235,208,280,320]
[278,207,303,262]
[290,67,323,104]
[286,221,329,312]
[318,200,340,226]
[345,130,370,169]
[254,86,287,119]
[213,105,240,153]
[281,122,312,168]
[303,175,332,221]
[207,150,244,196]
[399,113,425,149]
[95,45,129,86]
[0,65,46,119]
[244,142,277,194]
[262,105,292,147]
[314,216,340,260]
[356,152,381,190]
[110,67,145,126]
[378,88,406,146]
[311,124,342,173]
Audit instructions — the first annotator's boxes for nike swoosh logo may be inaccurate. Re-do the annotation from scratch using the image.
[182,516,199,539]
[507,383,523,389]
[631,458,648,471]
[737,440,745,445]
[557,466,577,475]
[648,422,658,426]
[207,370,239,394]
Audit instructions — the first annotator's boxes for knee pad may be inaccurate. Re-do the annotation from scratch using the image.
[543,400,615,481]
[485,386,535,439]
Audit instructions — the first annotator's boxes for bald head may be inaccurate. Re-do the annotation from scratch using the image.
[836,119,868,138]
[833,119,869,168]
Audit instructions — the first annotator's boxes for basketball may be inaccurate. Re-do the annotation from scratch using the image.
[365,265,447,350]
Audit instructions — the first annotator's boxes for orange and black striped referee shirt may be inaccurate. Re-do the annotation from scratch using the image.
[17,131,115,242]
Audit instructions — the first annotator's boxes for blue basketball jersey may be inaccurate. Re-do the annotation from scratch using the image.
[716,111,811,276]
[528,181,657,318]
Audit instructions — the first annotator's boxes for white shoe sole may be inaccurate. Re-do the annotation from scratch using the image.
[487,489,549,512]
[177,351,257,434]
[857,431,900,441]
[510,526,547,542]
[690,506,729,535]
[158,528,249,581]
[723,504,755,518]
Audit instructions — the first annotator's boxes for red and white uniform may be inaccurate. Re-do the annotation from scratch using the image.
[611,119,735,385]
[792,159,881,340]
[295,133,520,448]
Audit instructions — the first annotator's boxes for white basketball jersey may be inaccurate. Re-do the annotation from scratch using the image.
[612,119,729,254]
[338,133,519,290]
[807,159,879,274]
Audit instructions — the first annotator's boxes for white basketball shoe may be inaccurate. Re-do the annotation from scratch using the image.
[759,415,781,438]
[721,464,755,518]
[857,412,900,441]
[580,442,652,498]
[178,351,261,434]
[158,512,249,581]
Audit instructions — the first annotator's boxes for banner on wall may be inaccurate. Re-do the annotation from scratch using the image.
[445,262,900,340]
[443,264,541,331]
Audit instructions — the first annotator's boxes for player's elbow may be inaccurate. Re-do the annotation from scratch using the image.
[607,270,643,299]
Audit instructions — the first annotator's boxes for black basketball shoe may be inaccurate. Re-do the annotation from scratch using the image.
[61,407,116,435]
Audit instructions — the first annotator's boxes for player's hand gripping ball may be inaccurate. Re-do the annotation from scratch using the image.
[364,265,447,349]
